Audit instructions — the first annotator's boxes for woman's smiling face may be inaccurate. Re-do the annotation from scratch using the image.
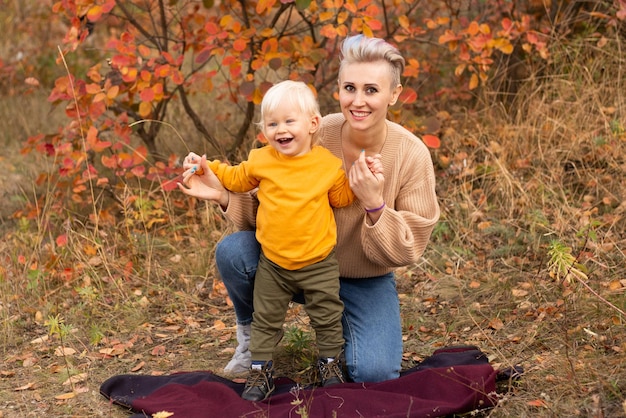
[338,60,402,132]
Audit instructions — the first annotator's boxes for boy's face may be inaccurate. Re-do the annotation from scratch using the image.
[263,102,319,157]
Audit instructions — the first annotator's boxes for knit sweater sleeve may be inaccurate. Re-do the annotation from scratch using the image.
[221,191,258,231]
[360,126,440,267]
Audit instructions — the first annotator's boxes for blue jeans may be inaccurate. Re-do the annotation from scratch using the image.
[215,231,402,383]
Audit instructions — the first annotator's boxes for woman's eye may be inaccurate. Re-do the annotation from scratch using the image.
[366,87,378,94]
[344,85,354,92]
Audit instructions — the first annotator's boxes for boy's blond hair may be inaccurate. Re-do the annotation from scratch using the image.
[257,80,322,144]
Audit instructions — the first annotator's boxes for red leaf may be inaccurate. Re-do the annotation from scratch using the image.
[422,134,441,149]
[399,87,417,105]
[161,177,181,192]
[140,88,155,102]
[56,234,68,247]
[195,48,212,64]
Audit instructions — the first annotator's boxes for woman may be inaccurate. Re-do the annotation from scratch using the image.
[180,34,440,383]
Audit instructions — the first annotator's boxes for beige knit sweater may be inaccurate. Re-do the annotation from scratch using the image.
[223,113,440,278]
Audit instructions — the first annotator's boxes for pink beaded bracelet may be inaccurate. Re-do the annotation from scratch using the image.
[365,202,386,213]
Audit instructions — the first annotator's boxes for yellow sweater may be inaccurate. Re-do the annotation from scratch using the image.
[209,145,354,270]
[223,114,440,278]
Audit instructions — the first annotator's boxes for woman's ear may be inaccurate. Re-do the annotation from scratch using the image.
[389,84,403,106]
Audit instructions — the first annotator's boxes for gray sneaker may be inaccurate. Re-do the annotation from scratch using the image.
[224,324,251,374]
[224,326,284,375]
[242,361,275,401]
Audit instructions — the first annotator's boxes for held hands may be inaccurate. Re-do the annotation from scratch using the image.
[177,152,229,207]
[348,151,385,212]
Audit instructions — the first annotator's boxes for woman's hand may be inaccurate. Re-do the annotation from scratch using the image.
[348,151,385,214]
[178,153,229,208]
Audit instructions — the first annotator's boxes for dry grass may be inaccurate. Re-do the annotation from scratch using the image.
[2,37,626,418]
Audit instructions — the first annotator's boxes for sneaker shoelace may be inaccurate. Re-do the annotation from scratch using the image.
[320,361,344,383]
[246,368,270,389]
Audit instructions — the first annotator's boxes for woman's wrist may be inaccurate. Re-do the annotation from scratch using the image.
[365,201,385,213]
[218,190,230,209]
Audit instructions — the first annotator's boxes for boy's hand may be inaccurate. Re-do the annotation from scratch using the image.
[366,153,383,175]
[178,153,229,207]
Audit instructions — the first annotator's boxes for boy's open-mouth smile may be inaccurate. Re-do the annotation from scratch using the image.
[276,137,293,145]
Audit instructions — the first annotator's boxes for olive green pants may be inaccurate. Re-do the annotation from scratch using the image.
[249,250,344,362]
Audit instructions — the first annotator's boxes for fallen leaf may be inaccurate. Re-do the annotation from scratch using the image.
[153,412,175,418]
[151,345,166,356]
[488,318,504,330]
[22,357,36,367]
[527,399,548,407]
[477,221,491,230]
[15,382,35,391]
[55,346,77,357]
[62,373,87,386]
[131,361,145,372]
[30,335,49,344]
[54,392,76,400]
[511,288,528,297]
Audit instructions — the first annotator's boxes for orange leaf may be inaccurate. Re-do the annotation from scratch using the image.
[139,102,152,118]
[398,15,409,29]
[233,38,248,52]
[107,85,120,99]
[469,73,479,90]
[477,221,492,230]
[256,0,276,14]
[488,318,504,330]
[438,30,460,44]
[86,5,103,22]
[15,382,36,391]
[54,392,76,400]
[171,69,184,85]
[131,361,145,372]
[86,83,101,94]
[527,399,548,407]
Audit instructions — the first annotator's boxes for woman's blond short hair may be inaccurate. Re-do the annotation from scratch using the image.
[339,34,405,88]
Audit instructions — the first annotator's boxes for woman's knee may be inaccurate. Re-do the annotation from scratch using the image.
[348,356,399,383]
[215,231,258,277]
